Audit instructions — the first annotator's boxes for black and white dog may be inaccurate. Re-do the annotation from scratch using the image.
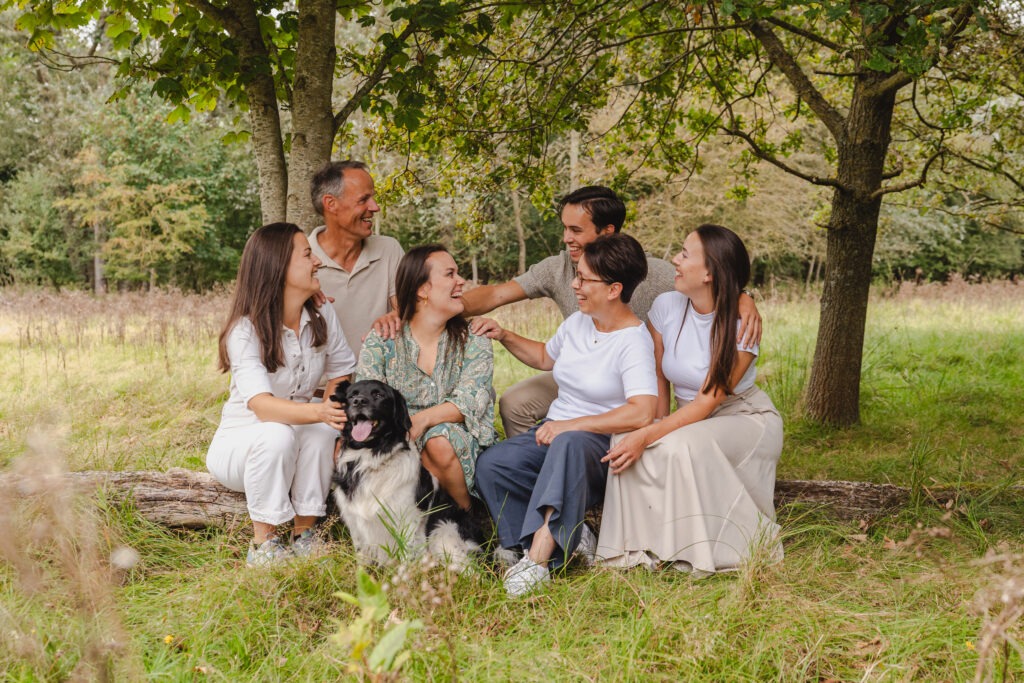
[331,379,482,571]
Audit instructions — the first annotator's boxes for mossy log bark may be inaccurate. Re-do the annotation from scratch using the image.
[0,469,943,528]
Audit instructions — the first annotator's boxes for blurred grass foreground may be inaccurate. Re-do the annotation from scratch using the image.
[0,281,1022,680]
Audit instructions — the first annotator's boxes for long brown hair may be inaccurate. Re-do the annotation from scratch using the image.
[217,223,327,373]
[677,224,751,397]
[394,244,468,359]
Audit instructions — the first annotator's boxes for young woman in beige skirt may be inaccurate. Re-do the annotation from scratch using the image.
[596,224,783,576]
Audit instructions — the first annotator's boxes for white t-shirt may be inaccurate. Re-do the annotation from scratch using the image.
[648,291,758,403]
[218,304,357,429]
[544,312,658,421]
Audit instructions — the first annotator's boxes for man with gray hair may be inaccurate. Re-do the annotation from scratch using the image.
[309,160,404,355]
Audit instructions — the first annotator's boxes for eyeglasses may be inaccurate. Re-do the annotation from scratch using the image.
[572,273,608,286]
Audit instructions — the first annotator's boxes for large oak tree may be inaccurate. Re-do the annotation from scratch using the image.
[420,0,1023,426]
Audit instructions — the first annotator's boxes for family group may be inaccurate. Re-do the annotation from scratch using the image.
[205,160,784,597]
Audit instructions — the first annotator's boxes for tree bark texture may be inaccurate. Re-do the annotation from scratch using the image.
[225,0,289,224]
[804,74,897,426]
[2,469,989,529]
[512,188,526,274]
[286,0,338,231]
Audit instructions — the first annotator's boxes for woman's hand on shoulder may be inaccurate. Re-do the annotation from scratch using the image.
[602,428,649,475]
[469,317,506,342]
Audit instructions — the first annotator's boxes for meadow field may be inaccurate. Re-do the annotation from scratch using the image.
[1,282,1022,681]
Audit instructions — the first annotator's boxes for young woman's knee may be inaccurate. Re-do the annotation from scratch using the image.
[421,436,456,469]
[253,422,299,460]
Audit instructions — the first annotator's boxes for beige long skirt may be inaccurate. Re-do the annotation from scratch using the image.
[596,386,783,575]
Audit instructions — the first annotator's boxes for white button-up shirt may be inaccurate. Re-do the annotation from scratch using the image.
[217,304,356,429]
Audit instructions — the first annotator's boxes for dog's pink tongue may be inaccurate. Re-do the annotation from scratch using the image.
[351,419,373,442]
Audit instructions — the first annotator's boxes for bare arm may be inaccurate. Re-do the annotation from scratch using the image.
[248,373,351,428]
[473,317,552,371]
[410,401,464,441]
[534,395,656,446]
[604,352,756,474]
[649,324,672,419]
[462,280,528,316]
[737,292,762,347]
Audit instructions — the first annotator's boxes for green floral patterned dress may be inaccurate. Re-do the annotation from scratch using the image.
[356,326,497,490]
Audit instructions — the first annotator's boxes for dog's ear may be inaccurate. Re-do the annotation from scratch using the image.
[331,379,351,406]
[389,385,412,433]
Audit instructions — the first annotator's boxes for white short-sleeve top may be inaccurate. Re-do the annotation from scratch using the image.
[218,303,357,428]
[648,291,759,403]
[544,312,658,421]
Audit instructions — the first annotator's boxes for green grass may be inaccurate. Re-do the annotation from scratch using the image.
[1,284,1023,680]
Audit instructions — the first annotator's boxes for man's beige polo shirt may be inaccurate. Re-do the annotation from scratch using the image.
[309,226,404,356]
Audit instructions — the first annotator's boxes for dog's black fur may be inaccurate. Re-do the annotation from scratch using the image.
[331,379,483,568]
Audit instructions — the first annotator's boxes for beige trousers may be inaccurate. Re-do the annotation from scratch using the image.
[497,371,558,437]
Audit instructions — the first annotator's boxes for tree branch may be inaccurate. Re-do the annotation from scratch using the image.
[333,22,417,131]
[870,144,945,198]
[183,0,244,36]
[747,19,848,145]
[721,124,842,189]
[763,15,844,52]
[866,4,977,97]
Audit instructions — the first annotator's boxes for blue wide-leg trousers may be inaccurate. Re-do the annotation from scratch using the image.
[475,425,609,569]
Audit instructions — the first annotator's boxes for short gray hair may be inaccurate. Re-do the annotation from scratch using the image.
[310,160,370,215]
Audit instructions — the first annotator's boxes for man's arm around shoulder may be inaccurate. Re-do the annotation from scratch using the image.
[462,280,528,317]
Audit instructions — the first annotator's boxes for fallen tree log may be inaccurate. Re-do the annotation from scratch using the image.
[1,468,938,528]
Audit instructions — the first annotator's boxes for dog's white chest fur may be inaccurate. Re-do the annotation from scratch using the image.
[334,444,426,564]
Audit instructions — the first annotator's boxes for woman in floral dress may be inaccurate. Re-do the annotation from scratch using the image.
[357,245,496,510]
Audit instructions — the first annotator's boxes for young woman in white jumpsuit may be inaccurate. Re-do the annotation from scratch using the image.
[207,223,356,566]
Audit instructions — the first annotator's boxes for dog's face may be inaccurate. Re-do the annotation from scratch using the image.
[331,379,412,453]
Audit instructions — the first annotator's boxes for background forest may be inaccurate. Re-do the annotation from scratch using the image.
[2,8,1021,294]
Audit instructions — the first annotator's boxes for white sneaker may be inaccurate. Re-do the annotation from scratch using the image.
[246,537,294,567]
[291,529,326,559]
[503,554,550,597]
[575,524,598,567]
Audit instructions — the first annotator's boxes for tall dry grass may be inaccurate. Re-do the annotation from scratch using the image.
[0,282,1021,679]
[0,428,143,680]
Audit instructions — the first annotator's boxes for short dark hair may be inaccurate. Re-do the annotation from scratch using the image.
[558,186,626,232]
[310,160,370,216]
[581,233,648,303]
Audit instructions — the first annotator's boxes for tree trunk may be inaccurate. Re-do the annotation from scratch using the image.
[93,221,105,295]
[805,77,896,426]
[226,0,288,224]
[511,188,526,274]
[2,469,974,528]
[286,0,337,230]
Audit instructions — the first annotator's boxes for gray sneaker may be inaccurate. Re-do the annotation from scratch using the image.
[575,524,598,567]
[246,537,294,567]
[291,529,325,558]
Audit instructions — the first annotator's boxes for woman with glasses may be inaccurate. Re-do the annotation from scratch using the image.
[474,233,658,597]
[596,224,783,575]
